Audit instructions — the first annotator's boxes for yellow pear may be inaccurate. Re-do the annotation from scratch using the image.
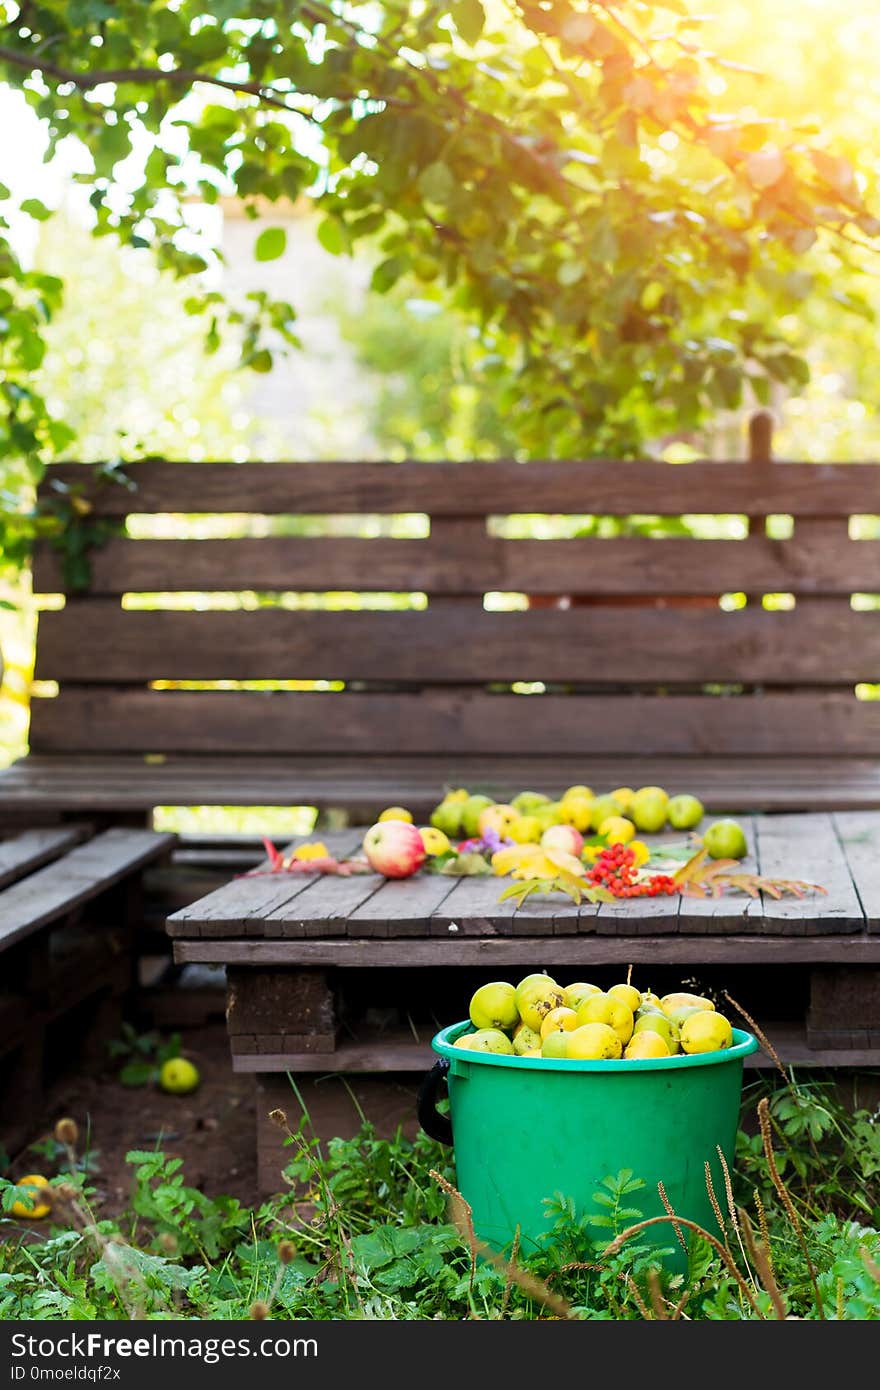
[566,1023,623,1060]
[624,1031,671,1060]
[540,1006,579,1040]
[515,974,565,1031]
[680,1011,733,1054]
[575,992,634,1046]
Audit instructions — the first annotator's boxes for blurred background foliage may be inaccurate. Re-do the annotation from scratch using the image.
[2,0,880,818]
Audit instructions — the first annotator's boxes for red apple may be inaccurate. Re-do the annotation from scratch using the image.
[541,824,584,857]
[362,819,427,878]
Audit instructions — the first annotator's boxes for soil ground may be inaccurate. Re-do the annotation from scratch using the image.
[10,1017,259,1220]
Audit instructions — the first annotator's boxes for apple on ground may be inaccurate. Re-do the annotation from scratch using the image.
[362,820,427,878]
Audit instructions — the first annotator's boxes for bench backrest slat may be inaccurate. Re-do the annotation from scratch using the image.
[31,415,880,761]
[31,533,880,596]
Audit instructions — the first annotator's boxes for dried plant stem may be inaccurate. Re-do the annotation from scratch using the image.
[429,1170,479,1304]
[501,1226,521,1317]
[740,1207,787,1319]
[757,1097,825,1318]
[717,1145,752,1281]
[721,990,789,1084]
[646,1268,668,1320]
[704,1161,728,1243]
[428,1171,577,1319]
[603,1216,765,1319]
[754,1191,773,1280]
[658,1181,687,1253]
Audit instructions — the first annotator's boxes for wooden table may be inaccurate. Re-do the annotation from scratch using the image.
[167,811,880,1057]
[166,811,880,1190]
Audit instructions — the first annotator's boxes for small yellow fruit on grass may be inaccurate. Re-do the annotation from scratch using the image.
[419,826,450,856]
[680,1010,733,1054]
[378,806,413,823]
[598,815,636,845]
[567,1023,623,1060]
[540,1006,579,1040]
[11,1175,51,1219]
[159,1057,201,1095]
[624,1031,671,1060]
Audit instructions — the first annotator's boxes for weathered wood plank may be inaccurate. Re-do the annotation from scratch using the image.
[172,934,880,967]
[753,814,864,935]
[676,816,763,934]
[429,874,520,936]
[345,873,461,938]
[30,689,880,758]
[32,533,880,597]
[231,1022,880,1072]
[833,812,880,933]
[258,833,374,938]
[40,459,880,517]
[9,754,880,813]
[0,826,89,890]
[33,605,880,684]
[0,828,175,950]
[165,831,359,937]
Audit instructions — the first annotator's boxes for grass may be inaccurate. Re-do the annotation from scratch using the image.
[1,1067,879,1321]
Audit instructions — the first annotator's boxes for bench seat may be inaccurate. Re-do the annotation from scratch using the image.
[0,825,175,1156]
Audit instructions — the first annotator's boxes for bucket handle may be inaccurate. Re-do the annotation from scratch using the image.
[417,1059,453,1146]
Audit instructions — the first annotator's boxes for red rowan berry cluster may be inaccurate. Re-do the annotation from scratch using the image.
[587,844,678,899]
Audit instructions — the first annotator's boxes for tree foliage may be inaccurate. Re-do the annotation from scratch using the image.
[1,0,878,513]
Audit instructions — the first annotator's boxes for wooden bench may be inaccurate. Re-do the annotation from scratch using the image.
[6,410,880,821]
[3,407,880,1170]
[0,824,175,1157]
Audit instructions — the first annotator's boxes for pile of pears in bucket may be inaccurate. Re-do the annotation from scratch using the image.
[455,974,734,1061]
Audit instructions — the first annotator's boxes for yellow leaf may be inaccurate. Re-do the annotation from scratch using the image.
[544,848,586,877]
[492,844,541,876]
[288,841,330,863]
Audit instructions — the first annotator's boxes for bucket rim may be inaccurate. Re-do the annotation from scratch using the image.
[432,1019,759,1071]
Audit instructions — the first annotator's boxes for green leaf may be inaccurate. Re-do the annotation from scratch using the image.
[246,349,273,373]
[371,256,407,294]
[254,227,287,262]
[452,0,485,45]
[317,218,348,255]
[417,161,456,204]
[20,199,52,222]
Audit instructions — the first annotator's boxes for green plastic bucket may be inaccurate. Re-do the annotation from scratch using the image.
[419,1020,758,1273]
